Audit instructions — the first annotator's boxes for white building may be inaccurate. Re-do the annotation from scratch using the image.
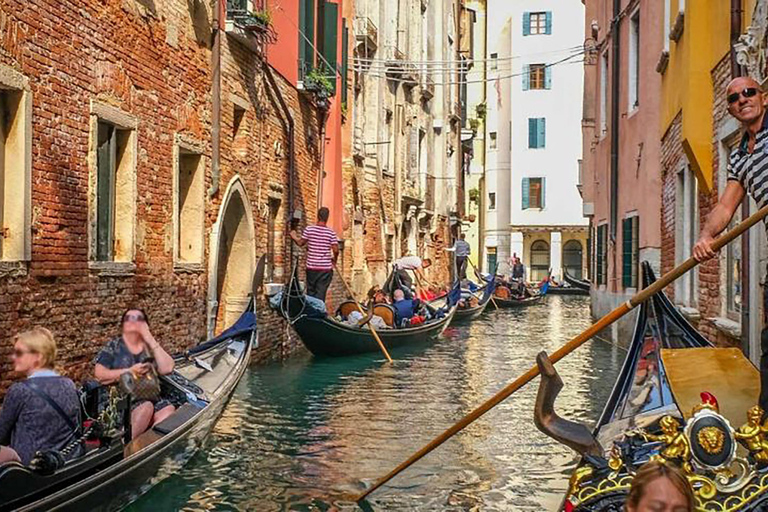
[484,0,587,281]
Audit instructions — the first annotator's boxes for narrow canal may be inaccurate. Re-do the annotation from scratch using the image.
[128,295,625,511]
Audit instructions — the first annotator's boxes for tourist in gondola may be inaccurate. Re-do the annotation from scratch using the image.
[94,309,176,439]
[392,289,425,326]
[0,327,82,465]
[511,255,525,281]
[289,207,340,302]
[391,255,432,299]
[692,76,768,412]
[625,461,693,512]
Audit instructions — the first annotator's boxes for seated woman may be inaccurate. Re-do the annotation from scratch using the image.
[0,327,81,465]
[626,461,693,512]
[94,309,175,440]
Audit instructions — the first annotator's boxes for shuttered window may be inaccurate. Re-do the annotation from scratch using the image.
[522,177,545,209]
[622,216,639,289]
[299,0,315,75]
[341,18,348,105]
[524,64,550,91]
[523,11,551,36]
[596,224,607,286]
[321,0,338,94]
[96,122,116,261]
[528,118,546,148]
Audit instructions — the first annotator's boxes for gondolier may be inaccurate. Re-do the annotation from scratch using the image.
[693,76,768,411]
[391,255,432,299]
[289,207,340,302]
[446,234,471,280]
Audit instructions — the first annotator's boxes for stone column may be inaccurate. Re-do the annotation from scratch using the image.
[550,231,562,281]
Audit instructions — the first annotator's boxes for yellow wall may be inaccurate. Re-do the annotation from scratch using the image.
[661,0,754,191]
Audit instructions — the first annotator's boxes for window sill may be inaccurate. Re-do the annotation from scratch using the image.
[710,316,741,340]
[677,306,700,322]
[174,262,205,274]
[626,107,639,119]
[89,261,136,276]
[0,260,28,278]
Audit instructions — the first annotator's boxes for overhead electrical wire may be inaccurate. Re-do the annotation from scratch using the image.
[353,45,585,65]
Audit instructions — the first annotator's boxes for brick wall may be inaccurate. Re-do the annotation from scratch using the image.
[0,0,327,392]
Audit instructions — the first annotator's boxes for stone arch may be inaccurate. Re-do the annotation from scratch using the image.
[562,240,584,280]
[208,176,256,336]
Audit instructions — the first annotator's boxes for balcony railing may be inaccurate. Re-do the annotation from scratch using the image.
[421,75,435,100]
[385,46,418,86]
[226,0,269,35]
[354,17,378,51]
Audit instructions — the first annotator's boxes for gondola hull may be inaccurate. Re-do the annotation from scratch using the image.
[452,298,490,322]
[0,324,254,512]
[563,269,590,292]
[543,286,589,296]
[492,294,544,308]
[292,308,456,357]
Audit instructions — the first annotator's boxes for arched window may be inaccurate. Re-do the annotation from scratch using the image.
[530,240,550,282]
[563,240,583,280]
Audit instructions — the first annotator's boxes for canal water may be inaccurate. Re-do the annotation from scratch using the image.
[127,295,626,511]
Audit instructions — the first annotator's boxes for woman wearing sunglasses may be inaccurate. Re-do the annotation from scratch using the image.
[94,309,175,439]
[694,76,768,410]
[0,327,81,465]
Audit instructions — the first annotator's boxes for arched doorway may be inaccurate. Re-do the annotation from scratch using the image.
[563,240,583,280]
[208,177,255,336]
[530,240,550,282]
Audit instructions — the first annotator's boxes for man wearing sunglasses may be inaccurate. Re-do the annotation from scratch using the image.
[693,76,768,410]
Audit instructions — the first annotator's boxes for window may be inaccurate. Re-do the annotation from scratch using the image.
[232,100,248,155]
[621,216,639,289]
[524,63,550,91]
[386,234,394,262]
[563,240,583,280]
[528,118,546,148]
[596,223,608,286]
[93,111,137,263]
[490,53,498,71]
[523,11,551,36]
[522,177,545,209]
[489,131,497,149]
[486,246,497,274]
[299,0,316,75]
[530,240,550,282]
[600,51,608,135]
[0,72,31,263]
[675,165,698,306]
[663,0,671,52]
[726,212,742,315]
[628,10,640,110]
[488,192,496,210]
[174,140,205,266]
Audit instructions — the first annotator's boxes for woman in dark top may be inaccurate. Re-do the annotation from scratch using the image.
[94,309,175,440]
[0,327,81,465]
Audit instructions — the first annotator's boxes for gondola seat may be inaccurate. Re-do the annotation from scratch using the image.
[337,301,361,320]
[372,304,396,327]
[152,403,203,435]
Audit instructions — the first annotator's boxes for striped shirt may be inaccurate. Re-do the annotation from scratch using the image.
[302,224,339,270]
[727,113,768,235]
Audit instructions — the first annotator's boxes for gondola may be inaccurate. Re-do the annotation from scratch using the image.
[492,293,544,308]
[452,283,495,323]
[543,282,590,296]
[563,268,591,292]
[0,307,255,512]
[533,262,768,511]
[278,266,457,357]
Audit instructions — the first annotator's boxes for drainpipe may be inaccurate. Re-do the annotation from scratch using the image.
[263,63,297,260]
[209,0,222,198]
[316,102,331,210]
[609,0,621,291]
[731,0,750,355]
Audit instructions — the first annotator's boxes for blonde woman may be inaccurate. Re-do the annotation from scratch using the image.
[0,328,81,465]
[626,461,694,512]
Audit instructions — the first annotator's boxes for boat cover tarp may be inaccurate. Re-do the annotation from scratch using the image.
[187,310,256,355]
[661,347,759,426]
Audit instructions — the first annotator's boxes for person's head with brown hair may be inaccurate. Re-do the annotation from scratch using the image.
[626,461,694,512]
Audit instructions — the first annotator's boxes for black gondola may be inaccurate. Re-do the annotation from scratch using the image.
[534,263,768,511]
[492,293,544,308]
[543,281,590,296]
[452,284,495,323]
[278,266,457,357]
[0,309,256,512]
[563,268,591,292]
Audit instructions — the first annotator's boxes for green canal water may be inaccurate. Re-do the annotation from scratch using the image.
[127,295,625,511]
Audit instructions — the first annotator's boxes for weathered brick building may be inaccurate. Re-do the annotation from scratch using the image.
[0,0,335,392]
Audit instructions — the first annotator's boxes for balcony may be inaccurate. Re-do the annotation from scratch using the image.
[354,17,378,52]
[385,46,418,87]
[297,60,335,99]
[449,100,462,123]
[421,75,435,100]
[226,0,271,51]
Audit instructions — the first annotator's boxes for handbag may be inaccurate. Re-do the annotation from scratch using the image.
[129,361,161,403]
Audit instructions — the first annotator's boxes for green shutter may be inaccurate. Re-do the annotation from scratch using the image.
[523,12,531,35]
[322,0,338,94]
[522,177,530,209]
[545,65,552,89]
[622,218,632,288]
[596,225,604,285]
[299,0,315,76]
[540,177,546,208]
[545,11,552,34]
[96,123,115,261]
[341,19,348,105]
[528,118,536,148]
[522,64,529,90]
[632,217,640,287]
[538,118,546,148]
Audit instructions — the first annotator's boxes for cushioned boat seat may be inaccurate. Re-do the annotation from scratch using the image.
[337,301,361,319]
[372,304,395,327]
[152,403,203,435]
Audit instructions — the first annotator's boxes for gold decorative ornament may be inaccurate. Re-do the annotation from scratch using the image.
[642,415,693,473]
[698,426,726,455]
[735,405,768,464]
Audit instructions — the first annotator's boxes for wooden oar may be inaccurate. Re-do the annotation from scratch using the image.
[467,258,498,310]
[355,203,768,502]
[333,261,393,363]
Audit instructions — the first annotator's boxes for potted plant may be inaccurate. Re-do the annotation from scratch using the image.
[475,102,487,120]
[304,68,334,98]
[468,187,480,204]
[468,118,480,134]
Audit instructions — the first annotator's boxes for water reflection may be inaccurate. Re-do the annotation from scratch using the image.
[127,295,624,511]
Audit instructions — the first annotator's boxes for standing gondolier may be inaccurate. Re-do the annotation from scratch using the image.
[390,255,432,299]
[693,76,768,410]
[289,207,340,302]
[446,234,471,280]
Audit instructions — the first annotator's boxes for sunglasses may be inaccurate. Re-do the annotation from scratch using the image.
[13,348,34,358]
[727,87,759,104]
[124,314,146,323]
